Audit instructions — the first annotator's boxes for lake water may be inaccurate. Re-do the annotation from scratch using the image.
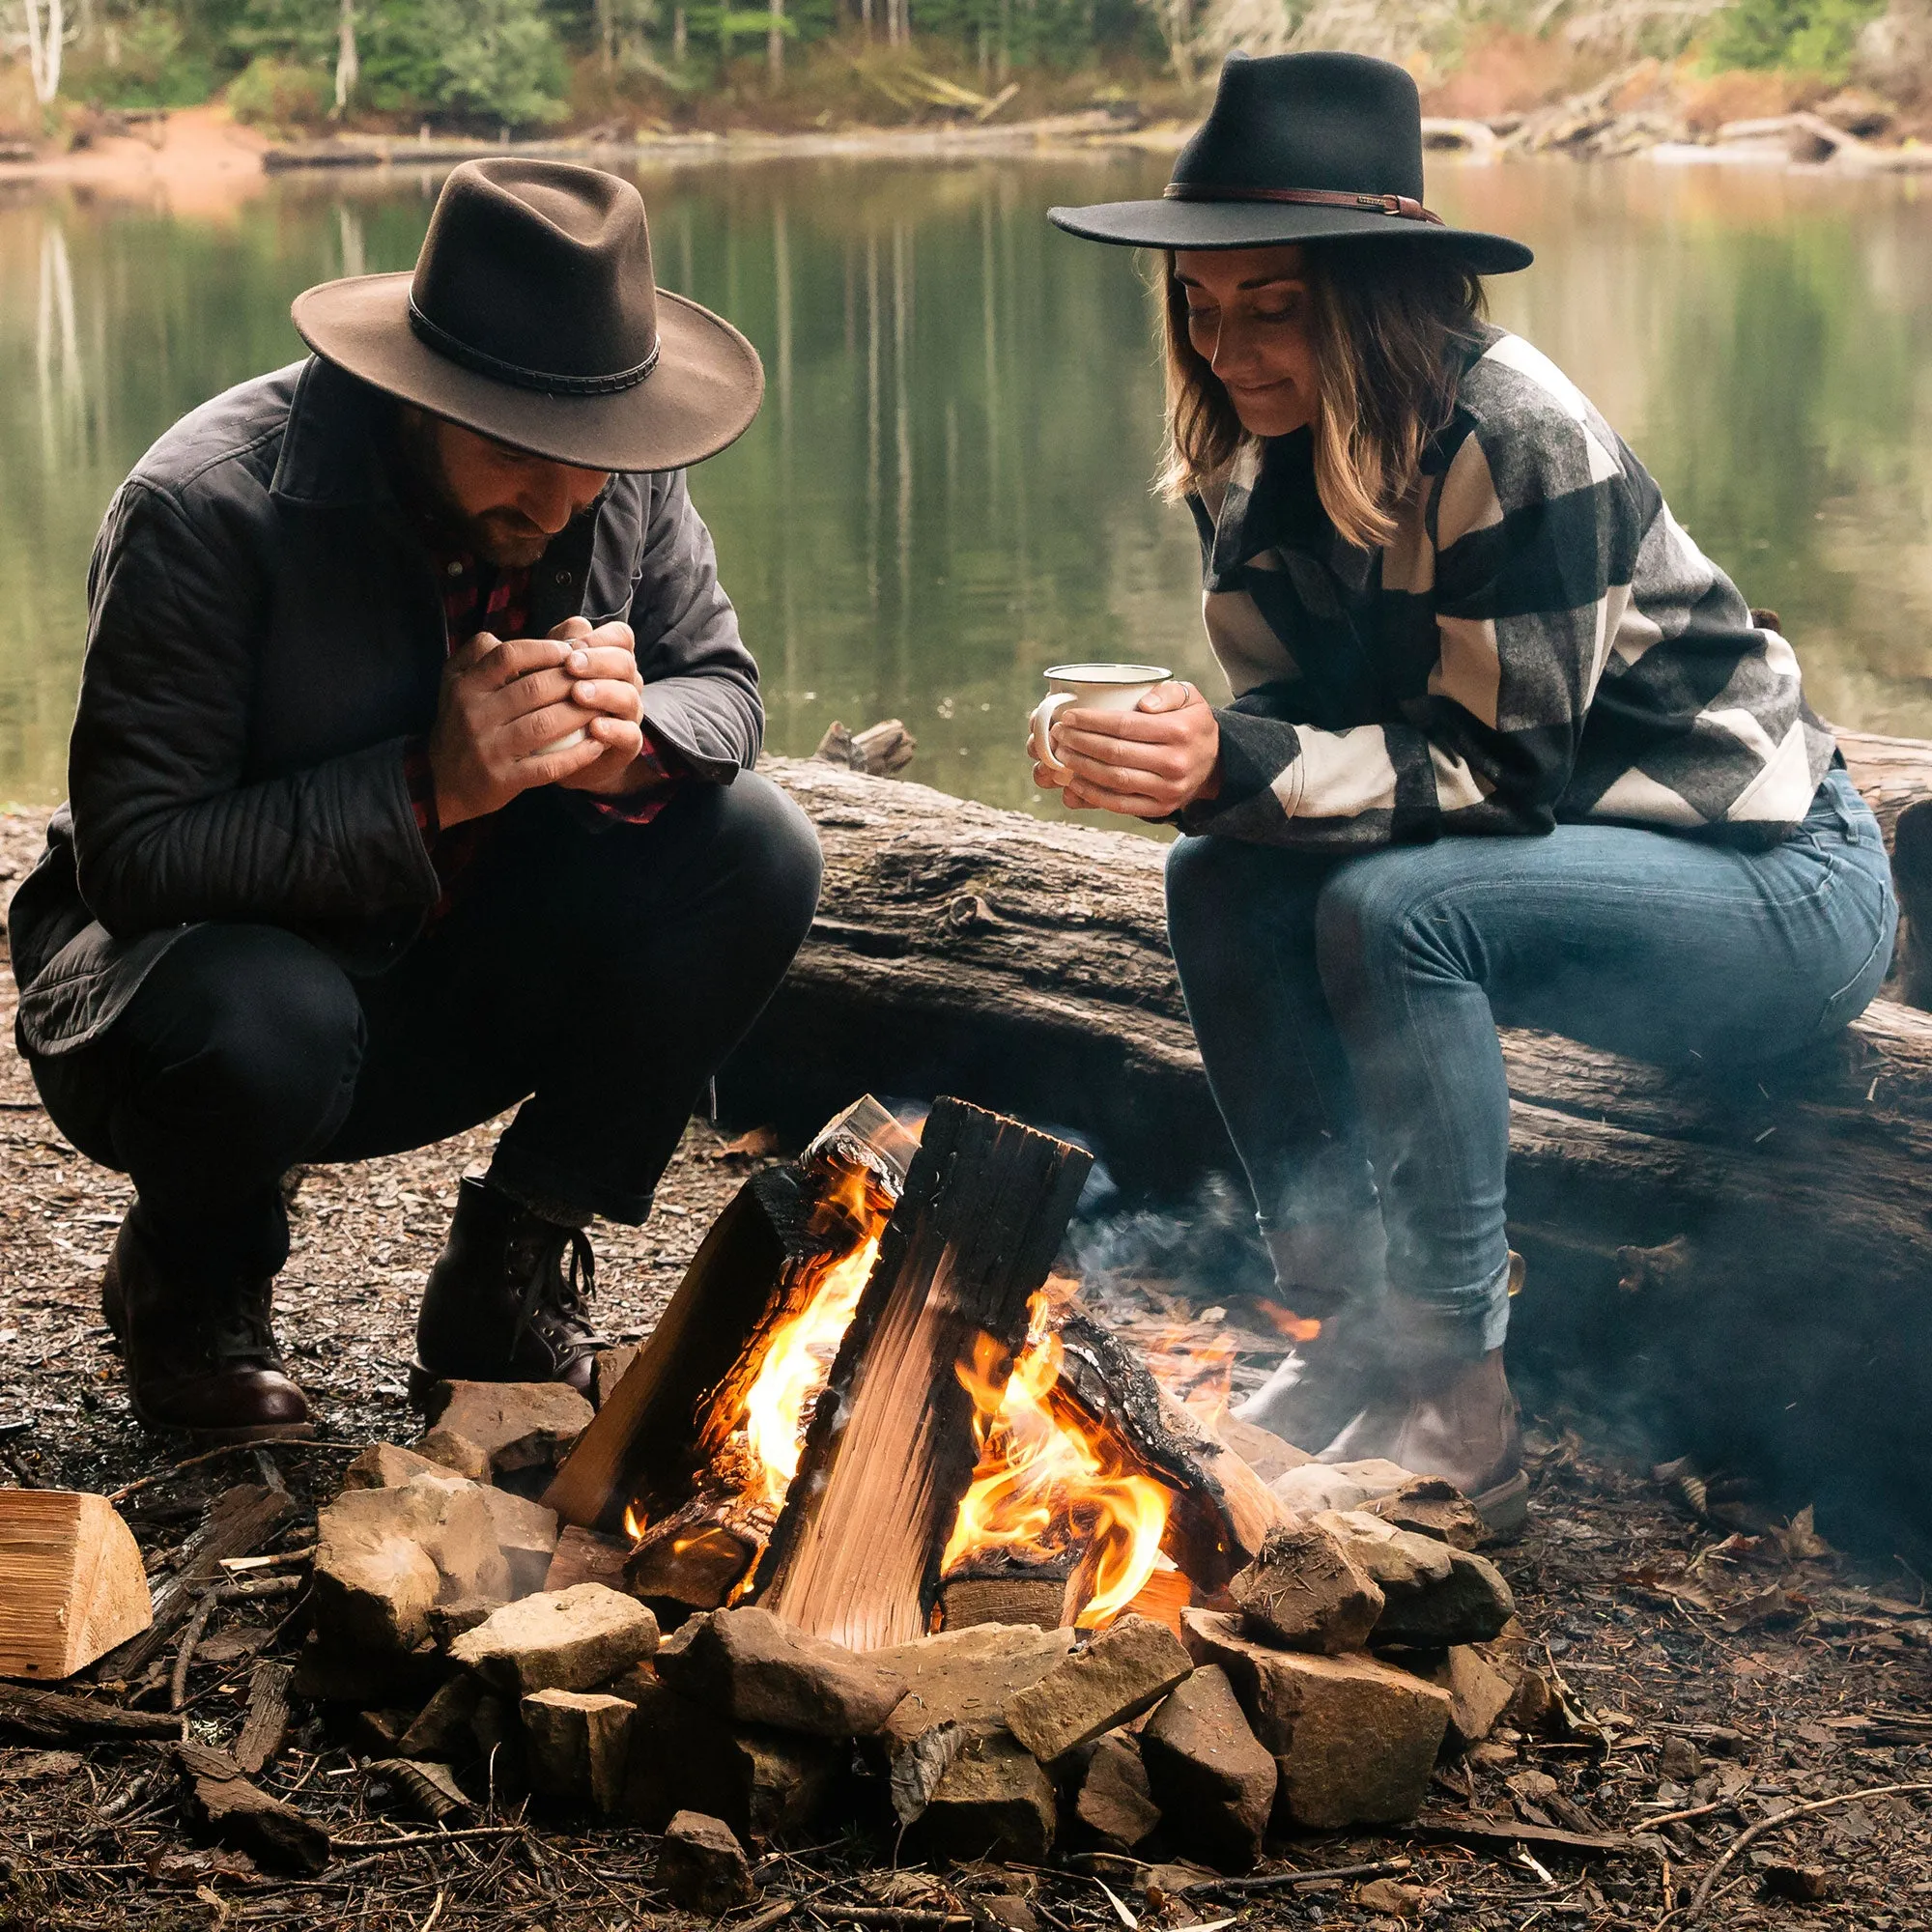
[3,154,1930,815]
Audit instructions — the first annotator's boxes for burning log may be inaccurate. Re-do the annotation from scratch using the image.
[731,758,1932,1549]
[0,1490,152,1680]
[755,1099,1094,1649]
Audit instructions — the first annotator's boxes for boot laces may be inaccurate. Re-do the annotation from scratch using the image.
[509,1222,604,1370]
[202,1290,281,1372]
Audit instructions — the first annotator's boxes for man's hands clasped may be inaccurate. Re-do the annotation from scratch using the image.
[428,615,654,829]
[1032,677,1223,819]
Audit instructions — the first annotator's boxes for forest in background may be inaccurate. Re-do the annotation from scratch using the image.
[0,0,1927,148]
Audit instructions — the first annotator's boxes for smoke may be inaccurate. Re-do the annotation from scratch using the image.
[1065,1168,1275,1310]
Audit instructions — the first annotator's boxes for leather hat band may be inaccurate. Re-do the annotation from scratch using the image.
[1163,183,1444,225]
[408,298,662,396]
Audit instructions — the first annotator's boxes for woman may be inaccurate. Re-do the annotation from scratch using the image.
[1037,50,1898,1535]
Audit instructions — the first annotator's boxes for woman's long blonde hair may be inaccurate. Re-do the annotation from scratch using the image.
[1157,243,1488,551]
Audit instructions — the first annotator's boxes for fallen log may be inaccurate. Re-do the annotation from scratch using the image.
[727,757,1932,1555]
[0,1683,180,1744]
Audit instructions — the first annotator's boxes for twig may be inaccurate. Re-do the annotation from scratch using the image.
[106,1439,364,1504]
[169,1589,218,1710]
[1186,1855,1413,1894]
[328,1826,524,1852]
[813,1912,972,1930]
[1669,1780,1932,1923]
[1639,1799,1730,1831]
[727,1900,802,1932]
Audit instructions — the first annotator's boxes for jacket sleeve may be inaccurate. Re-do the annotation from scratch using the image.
[1180,417,1641,850]
[69,480,439,937]
[627,469,763,781]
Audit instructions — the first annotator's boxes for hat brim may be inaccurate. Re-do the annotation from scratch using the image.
[291,273,765,472]
[1048,198,1532,274]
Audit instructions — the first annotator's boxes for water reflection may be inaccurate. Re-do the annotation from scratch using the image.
[1,156,1927,814]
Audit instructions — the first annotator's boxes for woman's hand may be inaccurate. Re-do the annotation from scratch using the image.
[1033,679,1222,818]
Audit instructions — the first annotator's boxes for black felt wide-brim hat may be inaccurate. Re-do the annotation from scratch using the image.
[294,157,763,473]
[1050,50,1531,275]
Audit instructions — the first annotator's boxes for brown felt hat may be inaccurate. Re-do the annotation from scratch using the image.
[293,158,763,472]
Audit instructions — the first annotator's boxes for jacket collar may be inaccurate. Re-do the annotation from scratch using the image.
[270,356,398,509]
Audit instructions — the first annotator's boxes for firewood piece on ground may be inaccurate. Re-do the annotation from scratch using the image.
[416,1381,593,1485]
[1182,1607,1452,1831]
[521,1688,635,1813]
[619,1676,839,1839]
[100,1483,297,1679]
[875,1623,1077,1750]
[1001,1615,1192,1762]
[0,1683,180,1744]
[1367,1546,1516,1649]
[915,1724,1058,1864]
[177,1742,331,1874]
[1139,1663,1277,1873]
[656,1808,756,1916]
[757,1099,1093,1651]
[450,1582,658,1696]
[233,1660,294,1775]
[543,1523,632,1594]
[1228,1522,1386,1655]
[314,1474,510,1655]
[655,1605,908,1738]
[1074,1730,1161,1852]
[0,1489,153,1680]
[1363,1478,1486,1550]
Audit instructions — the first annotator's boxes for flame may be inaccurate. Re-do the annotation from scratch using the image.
[622,1502,646,1545]
[737,1163,885,1509]
[1142,1324,1236,1425]
[1255,1298,1324,1345]
[942,1294,1175,1629]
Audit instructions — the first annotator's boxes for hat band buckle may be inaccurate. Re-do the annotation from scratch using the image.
[1162,183,1444,226]
[408,298,663,397]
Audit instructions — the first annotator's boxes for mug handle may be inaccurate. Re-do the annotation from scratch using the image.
[1029,692,1079,778]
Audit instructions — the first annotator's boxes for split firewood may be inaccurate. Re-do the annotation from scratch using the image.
[233,1661,294,1776]
[0,1683,180,1745]
[814,717,917,778]
[0,1489,153,1679]
[938,1560,1072,1633]
[756,1099,1093,1650]
[543,1523,632,1595]
[176,1742,331,1874]
[100,1484,298,1680]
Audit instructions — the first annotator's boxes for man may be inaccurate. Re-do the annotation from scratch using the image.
[7,159,823,1441]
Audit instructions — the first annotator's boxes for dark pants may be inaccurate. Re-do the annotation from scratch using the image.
[28,772,822,1281]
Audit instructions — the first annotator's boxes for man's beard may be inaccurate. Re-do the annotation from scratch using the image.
[391,409,554,568]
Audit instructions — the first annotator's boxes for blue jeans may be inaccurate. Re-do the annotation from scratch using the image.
[1164,768,1898,1358]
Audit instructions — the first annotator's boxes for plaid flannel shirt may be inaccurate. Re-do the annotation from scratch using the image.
[1179,326,1835,852]
[405,550,685,919]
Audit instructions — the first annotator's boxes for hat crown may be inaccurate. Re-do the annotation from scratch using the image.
[411,158,660,388]
[1173,51,1426,205]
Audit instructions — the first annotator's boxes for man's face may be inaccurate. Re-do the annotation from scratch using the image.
[399,408,612,567]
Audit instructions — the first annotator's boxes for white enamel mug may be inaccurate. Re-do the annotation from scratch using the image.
[1028,663,1175,782]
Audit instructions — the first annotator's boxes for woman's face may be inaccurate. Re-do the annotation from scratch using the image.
[1174,244,1319,439]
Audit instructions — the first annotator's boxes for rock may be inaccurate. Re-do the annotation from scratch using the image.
[1369,1547,1516,1648]
[1313,1510,1456,1591]
[1228,1522,1385,1655]
[1139,1665,1276,1873]
[450,1584,658,1696]
[1760,1861,1835,1903]
[1433,1645,1519,1748]
[416,1429,492,1482]
[620,1677,838,1840]
[398,1674,482,1760]
[1001,1616,1193,1762]
[341,1443,448,1491]
[522,1689,634,1813]
[656,1809,754,1916]
[416,1380,594,1483]
[477,1489,559,1600]
[1268,1459,1416,1517]
[289,1633,451,1709]
[1354,1877,1425,1918]
[917,1726,1058,1864]
[543,1524,633,1594]
[427,1599,498,1650]
[1660,1735,1701,1783]
[1182,1608,1451,1831]
[655,1606,906,1739]
[874,1623,1077,1749]
[1074,1732,1160,1852]
[1363,1477,1485,1551]
[314,1476,510,1656]
[1214,1414,1315,1482]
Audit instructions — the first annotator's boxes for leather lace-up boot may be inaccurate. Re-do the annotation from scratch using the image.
[411,1177,606,1406]
[100,1215,313,1442]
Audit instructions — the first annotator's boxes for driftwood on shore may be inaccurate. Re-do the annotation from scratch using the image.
[731,732,1932,1542]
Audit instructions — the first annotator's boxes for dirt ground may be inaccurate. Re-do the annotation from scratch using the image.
[1,807,1929,1931]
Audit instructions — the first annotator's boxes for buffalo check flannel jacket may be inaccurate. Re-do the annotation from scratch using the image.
[1179,326,1836,852]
